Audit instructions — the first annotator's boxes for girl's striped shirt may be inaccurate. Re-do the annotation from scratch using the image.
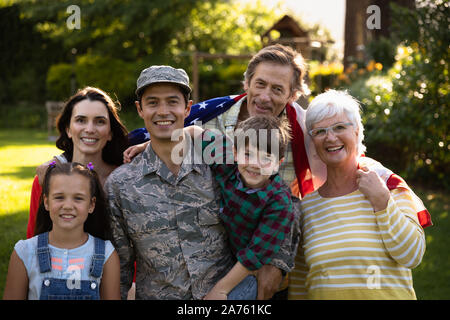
[288,188,425,300]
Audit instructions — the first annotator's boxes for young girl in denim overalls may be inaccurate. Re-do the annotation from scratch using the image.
[3,162,120,300]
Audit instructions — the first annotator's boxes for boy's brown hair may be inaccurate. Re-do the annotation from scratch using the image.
[234,115,291,160]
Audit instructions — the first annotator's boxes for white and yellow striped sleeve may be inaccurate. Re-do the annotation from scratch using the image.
[374,188,426,269]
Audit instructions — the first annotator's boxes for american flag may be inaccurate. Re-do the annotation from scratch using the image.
[127,93,315,198]
[127,95,432,228]
[127,94,246,146]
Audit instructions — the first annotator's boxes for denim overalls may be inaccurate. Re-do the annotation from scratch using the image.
[37,232,105,300]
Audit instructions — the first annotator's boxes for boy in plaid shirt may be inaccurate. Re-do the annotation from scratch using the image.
[187,115,295,300]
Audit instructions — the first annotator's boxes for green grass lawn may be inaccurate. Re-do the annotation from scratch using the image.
[0,129,59,297]
[0,129,449,299]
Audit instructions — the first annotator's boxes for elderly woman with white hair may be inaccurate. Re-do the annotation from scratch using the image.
[288,90,431,300]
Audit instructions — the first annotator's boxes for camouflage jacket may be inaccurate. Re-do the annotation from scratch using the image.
[104,137,234,300]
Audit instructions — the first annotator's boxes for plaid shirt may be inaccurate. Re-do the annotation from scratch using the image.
[201,130,294,271]
[202,96,297,186]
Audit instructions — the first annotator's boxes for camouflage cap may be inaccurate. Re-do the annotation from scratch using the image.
[136,65,192,96]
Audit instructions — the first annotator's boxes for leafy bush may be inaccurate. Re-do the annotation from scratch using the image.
[46,63,73,101]
[0,103,46,129]
[75,54,138,106]
[46,54,144,107]
[0,4,66,105]
[198,61,247,100]
[346,1,449,190]
[308,61,344,96]
[365,36,397,70]
[387,1,449,189]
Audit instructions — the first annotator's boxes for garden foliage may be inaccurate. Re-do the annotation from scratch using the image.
[347,1,449,189]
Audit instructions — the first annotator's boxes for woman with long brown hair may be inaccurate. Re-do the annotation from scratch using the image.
[27,87,129,238]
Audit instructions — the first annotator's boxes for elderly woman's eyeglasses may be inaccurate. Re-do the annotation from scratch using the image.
[309,122,354,138]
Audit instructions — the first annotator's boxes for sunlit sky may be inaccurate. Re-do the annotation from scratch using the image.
[239,0,346,58]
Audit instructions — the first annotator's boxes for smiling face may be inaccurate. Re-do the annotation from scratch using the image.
[66,99,112,158]
[235,143,282,189]
[44,173,95,233]
[311,113,359,168]
[244,62,295,118]
[136,83,192,143]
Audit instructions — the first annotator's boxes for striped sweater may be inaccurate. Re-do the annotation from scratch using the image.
[288,188,426,300]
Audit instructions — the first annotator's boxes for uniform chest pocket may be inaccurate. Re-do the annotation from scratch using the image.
[196,201,229,260]
[127,205,177,235]
[197,201,221,226]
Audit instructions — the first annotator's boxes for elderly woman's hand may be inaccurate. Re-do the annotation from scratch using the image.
[356,166,390,212]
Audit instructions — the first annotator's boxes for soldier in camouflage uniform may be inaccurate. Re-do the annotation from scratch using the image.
[105,134,236,299]
[123,46,308,299]
[105,65,236,299]
[106,65,299,300]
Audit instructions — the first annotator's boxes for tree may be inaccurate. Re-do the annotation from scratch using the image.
[173,0,281,57]
[17,0,219,61]
[344,0,370,69]
[1,0,223,104]
[354,0,449,188]
[343,0,416,70]
[371,0,415,39]
[386,0,449,187]
[2,0,332,105]
[0,3,67,104]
